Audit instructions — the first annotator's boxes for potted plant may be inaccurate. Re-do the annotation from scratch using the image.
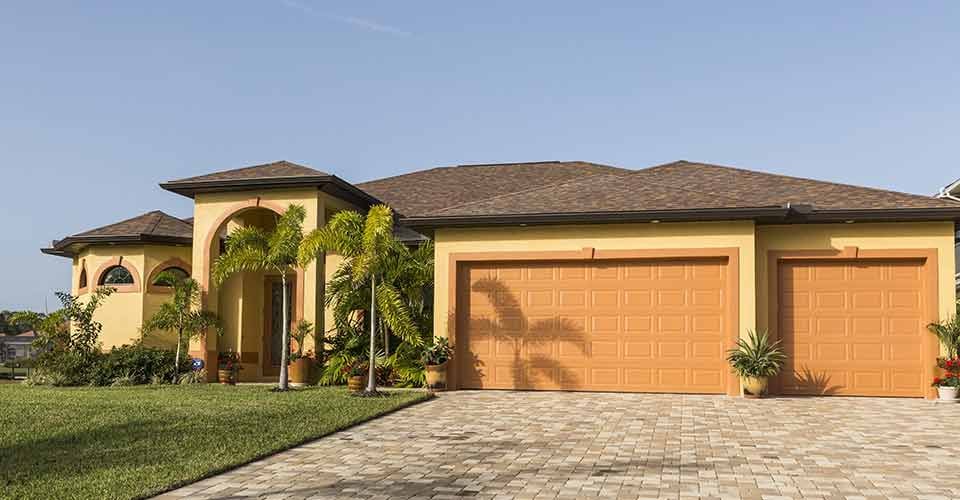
[344,361,367,393]
[422,337,453,391]
[217,351,242,385]
[726,329,786,398]
[933,358,960,402]
[288,320,314,386]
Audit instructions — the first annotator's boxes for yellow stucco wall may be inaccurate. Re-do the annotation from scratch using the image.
[756,222,957,333]
[71,243,191,350]
[433,221,758,346]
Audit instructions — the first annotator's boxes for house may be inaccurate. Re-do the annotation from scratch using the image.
[0,331,37,363]
[935,179,960,291]
[42,160,960,398]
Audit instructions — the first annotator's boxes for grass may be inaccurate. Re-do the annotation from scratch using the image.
[0,384,431,500]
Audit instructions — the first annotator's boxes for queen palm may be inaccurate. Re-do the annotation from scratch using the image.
[299,204,420,394]
[213,204,306,390]
[141,272,222,382]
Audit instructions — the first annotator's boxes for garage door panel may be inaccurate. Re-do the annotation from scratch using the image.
[779,260,926,397]
[459,258,729,393]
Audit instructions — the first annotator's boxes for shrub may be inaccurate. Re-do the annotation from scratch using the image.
[90,344,191,386]
[726,329,786,379]
[178,369,206,385]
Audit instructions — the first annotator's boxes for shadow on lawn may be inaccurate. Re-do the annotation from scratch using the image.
[0,417,185,487]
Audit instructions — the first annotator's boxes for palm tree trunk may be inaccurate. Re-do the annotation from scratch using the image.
[279,274,290,390]
[366,274,377,393]
[173,328,183,383]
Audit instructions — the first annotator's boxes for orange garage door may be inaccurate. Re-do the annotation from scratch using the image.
[457,258,732,393]
[779,260,928,397]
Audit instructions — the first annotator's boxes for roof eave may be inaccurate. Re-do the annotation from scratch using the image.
[402,206,960,229]
[42,234,194,258]
[401,207,789,229]
[158,175,384,210]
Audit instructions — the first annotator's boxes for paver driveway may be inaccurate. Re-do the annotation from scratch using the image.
[158,391,960,500]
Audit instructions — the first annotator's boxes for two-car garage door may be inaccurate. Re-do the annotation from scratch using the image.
[456,255,931,397]
[457,258,732,394]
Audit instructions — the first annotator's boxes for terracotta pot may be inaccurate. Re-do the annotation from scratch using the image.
[425,361,448,391]
[289,358,311,386]
[937,386,958,402]
[218,368,237,385]
[742,376,768,398]
[347,375,366,392]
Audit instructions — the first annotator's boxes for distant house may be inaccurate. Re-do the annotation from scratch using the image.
[935,180,960,292]
[0,331,36,362]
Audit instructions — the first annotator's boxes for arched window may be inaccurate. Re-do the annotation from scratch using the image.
[78,268,88,289]
[99,265,134,285]
[153,267,189,286]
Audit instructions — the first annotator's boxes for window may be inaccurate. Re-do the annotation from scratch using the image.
[99,265,134,285]
[78,268,87,289]
[153,267,189,286]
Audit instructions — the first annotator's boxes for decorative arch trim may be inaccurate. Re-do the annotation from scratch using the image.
[93,256,142,293]
[146,257,193,293]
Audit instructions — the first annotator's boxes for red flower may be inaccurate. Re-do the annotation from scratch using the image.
[934,377,943,385]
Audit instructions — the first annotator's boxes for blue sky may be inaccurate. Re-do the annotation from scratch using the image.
[1,1,958,310]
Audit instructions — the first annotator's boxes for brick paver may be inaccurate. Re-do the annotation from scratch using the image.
[157,391,960,499]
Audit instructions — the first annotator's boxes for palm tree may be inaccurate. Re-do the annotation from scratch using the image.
[213,204,306,390]
[141,272,222,382]
[299,204,420,394]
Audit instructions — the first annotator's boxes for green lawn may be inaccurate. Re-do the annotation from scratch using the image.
[0,384,431,500]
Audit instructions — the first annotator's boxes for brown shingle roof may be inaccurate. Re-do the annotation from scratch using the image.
[395,160,960,225]
[631,161,959,210]
[42,211,193,257]
[160,160,380,207]
[356,161,630,217]
[165,160,328,184]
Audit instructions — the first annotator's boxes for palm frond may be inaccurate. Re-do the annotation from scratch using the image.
[268,204,305,267]
[213,246,270,285]
[375,282,422,346]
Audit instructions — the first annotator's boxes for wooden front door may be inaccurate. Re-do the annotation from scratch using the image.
[263,276,294,377]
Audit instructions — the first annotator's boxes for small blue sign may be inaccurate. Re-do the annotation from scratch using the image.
[191,358,205,371]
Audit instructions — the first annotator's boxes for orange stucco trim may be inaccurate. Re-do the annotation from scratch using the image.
[196,198,304,378]
[77,259,89,295]
[446,247,741,396]
[93,256,141,293]
[766,248,939,399]
[146,257,193,293]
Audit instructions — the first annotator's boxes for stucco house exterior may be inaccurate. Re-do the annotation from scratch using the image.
[43,160,960,398]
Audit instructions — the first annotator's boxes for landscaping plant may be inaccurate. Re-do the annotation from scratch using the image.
[932,358,960,388]
[299,204,426,394]
[290,319,313,362]
[928,313,960,359]
[726,329,786,379]
[141,271,222,382]
[422,336,453,366]
[213,204,306,391]
[12,287,115,385]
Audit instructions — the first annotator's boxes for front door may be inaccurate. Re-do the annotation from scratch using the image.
[263,276,294,377]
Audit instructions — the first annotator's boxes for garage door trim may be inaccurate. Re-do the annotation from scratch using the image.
[767,247,939,399]
[447,247,740,395]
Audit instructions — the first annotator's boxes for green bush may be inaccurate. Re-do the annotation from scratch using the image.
[34,349,105,386]
[89,344,192,386]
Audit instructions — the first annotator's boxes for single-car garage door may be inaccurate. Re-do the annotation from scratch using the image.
[779,259,928,397]
[457,258,732,393]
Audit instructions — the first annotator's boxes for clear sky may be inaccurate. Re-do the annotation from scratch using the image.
[1,1,958,311]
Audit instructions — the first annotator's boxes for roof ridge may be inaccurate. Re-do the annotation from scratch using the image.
[145,211,166,236]
[428,171,635,215]
[645,160,951,204]
[357,160,630,187]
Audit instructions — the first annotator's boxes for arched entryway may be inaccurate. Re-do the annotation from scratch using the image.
[193,200,304,381]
